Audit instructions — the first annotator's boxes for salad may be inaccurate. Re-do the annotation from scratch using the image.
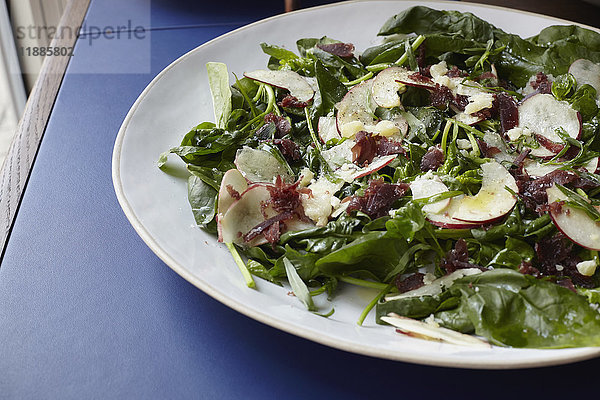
[160,6,600,349]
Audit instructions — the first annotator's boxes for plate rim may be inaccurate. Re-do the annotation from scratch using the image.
[112,0,600,369]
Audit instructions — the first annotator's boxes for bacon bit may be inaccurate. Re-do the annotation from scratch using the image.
[496,92,518,134]
[473,107,493,121]
[226,184,242,200]
[273,138,301,162]
[557,278,577,293]
[278,94,309,108]
[352,131,378,167]
[298,187,312,196]
[346,179,409,219]
[513,148,531,168]
[563,146,582,160]
[530,72,552,94]
[262,219,282,244]
[266,176,303,214]
[518,170,575,211]
[534,232,594,288]
[534,133,565,154]
[475,71,497,81]
[377,137,407,157]
[409,72,434,84]
[416,44,429,76]
[430,84,454,109]
[440,239,483,274]
[538,200,565,215]
[447,65,467,78]
[395,273,425,293]
[478,139,501,158]
[519,261,540,277]
[243,176,311,245]
[352,131,407,166]
[453,94,470,112]
[316,42,355,58]
[256,113,292,139]
[264,113,292,138]
[243,211,294,243]
[420,146,444,172]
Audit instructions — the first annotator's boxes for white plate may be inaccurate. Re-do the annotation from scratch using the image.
[113,0,600,368]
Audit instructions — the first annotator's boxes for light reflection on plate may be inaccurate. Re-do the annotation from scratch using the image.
[113,0,600,368]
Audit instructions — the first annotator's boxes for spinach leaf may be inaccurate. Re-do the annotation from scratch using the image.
[271,245,322,281]
[247,260,281,285]
[445,269,600,348]
[361,40,405,66]
[316,231,409,281]
[315,60,347,115]
[187,175,217,226]
[187,165,224,191]
[206,62,232,129]
[378,6,494,42]
[376,291,455,321]
[379,6,600,87]
[172,127,248,166]
[310,47,366,80]
[570,84,599,121]
[296,36,339,57]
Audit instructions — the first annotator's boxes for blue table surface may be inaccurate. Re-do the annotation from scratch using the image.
[1,0,599,398]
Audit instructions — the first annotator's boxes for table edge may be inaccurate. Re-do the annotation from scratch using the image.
[0,0,91,259]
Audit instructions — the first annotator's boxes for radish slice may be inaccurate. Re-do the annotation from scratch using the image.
[410,174,451,214]
[547,185,600,251]
[371,66,410,108]
[318,116,341,143]
[523,160,560,178]
[569,59,600,98]
[217,169,248,215]
[427,196,482,229]
[453,111,485,126]
[321,140,354,170]
[352,155,397,179]
[518,94,581,156]
[381,314,490,347]
[244,69,314,103]
[523,158,598,178]
[234,146,293,183]
[335,79,377,135]
[334,155,397,182]
[452,161,518,223]
[219,184,275,245]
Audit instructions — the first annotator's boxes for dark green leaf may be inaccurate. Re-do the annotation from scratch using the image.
[187,175,217,226]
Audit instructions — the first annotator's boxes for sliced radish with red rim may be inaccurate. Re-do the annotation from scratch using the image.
[518,94,581,157]
[244,69,315,103]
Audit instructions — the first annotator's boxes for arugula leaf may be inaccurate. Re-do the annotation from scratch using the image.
[284,257,316,311]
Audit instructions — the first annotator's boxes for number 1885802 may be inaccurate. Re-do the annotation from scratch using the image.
[20,47,74,57]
